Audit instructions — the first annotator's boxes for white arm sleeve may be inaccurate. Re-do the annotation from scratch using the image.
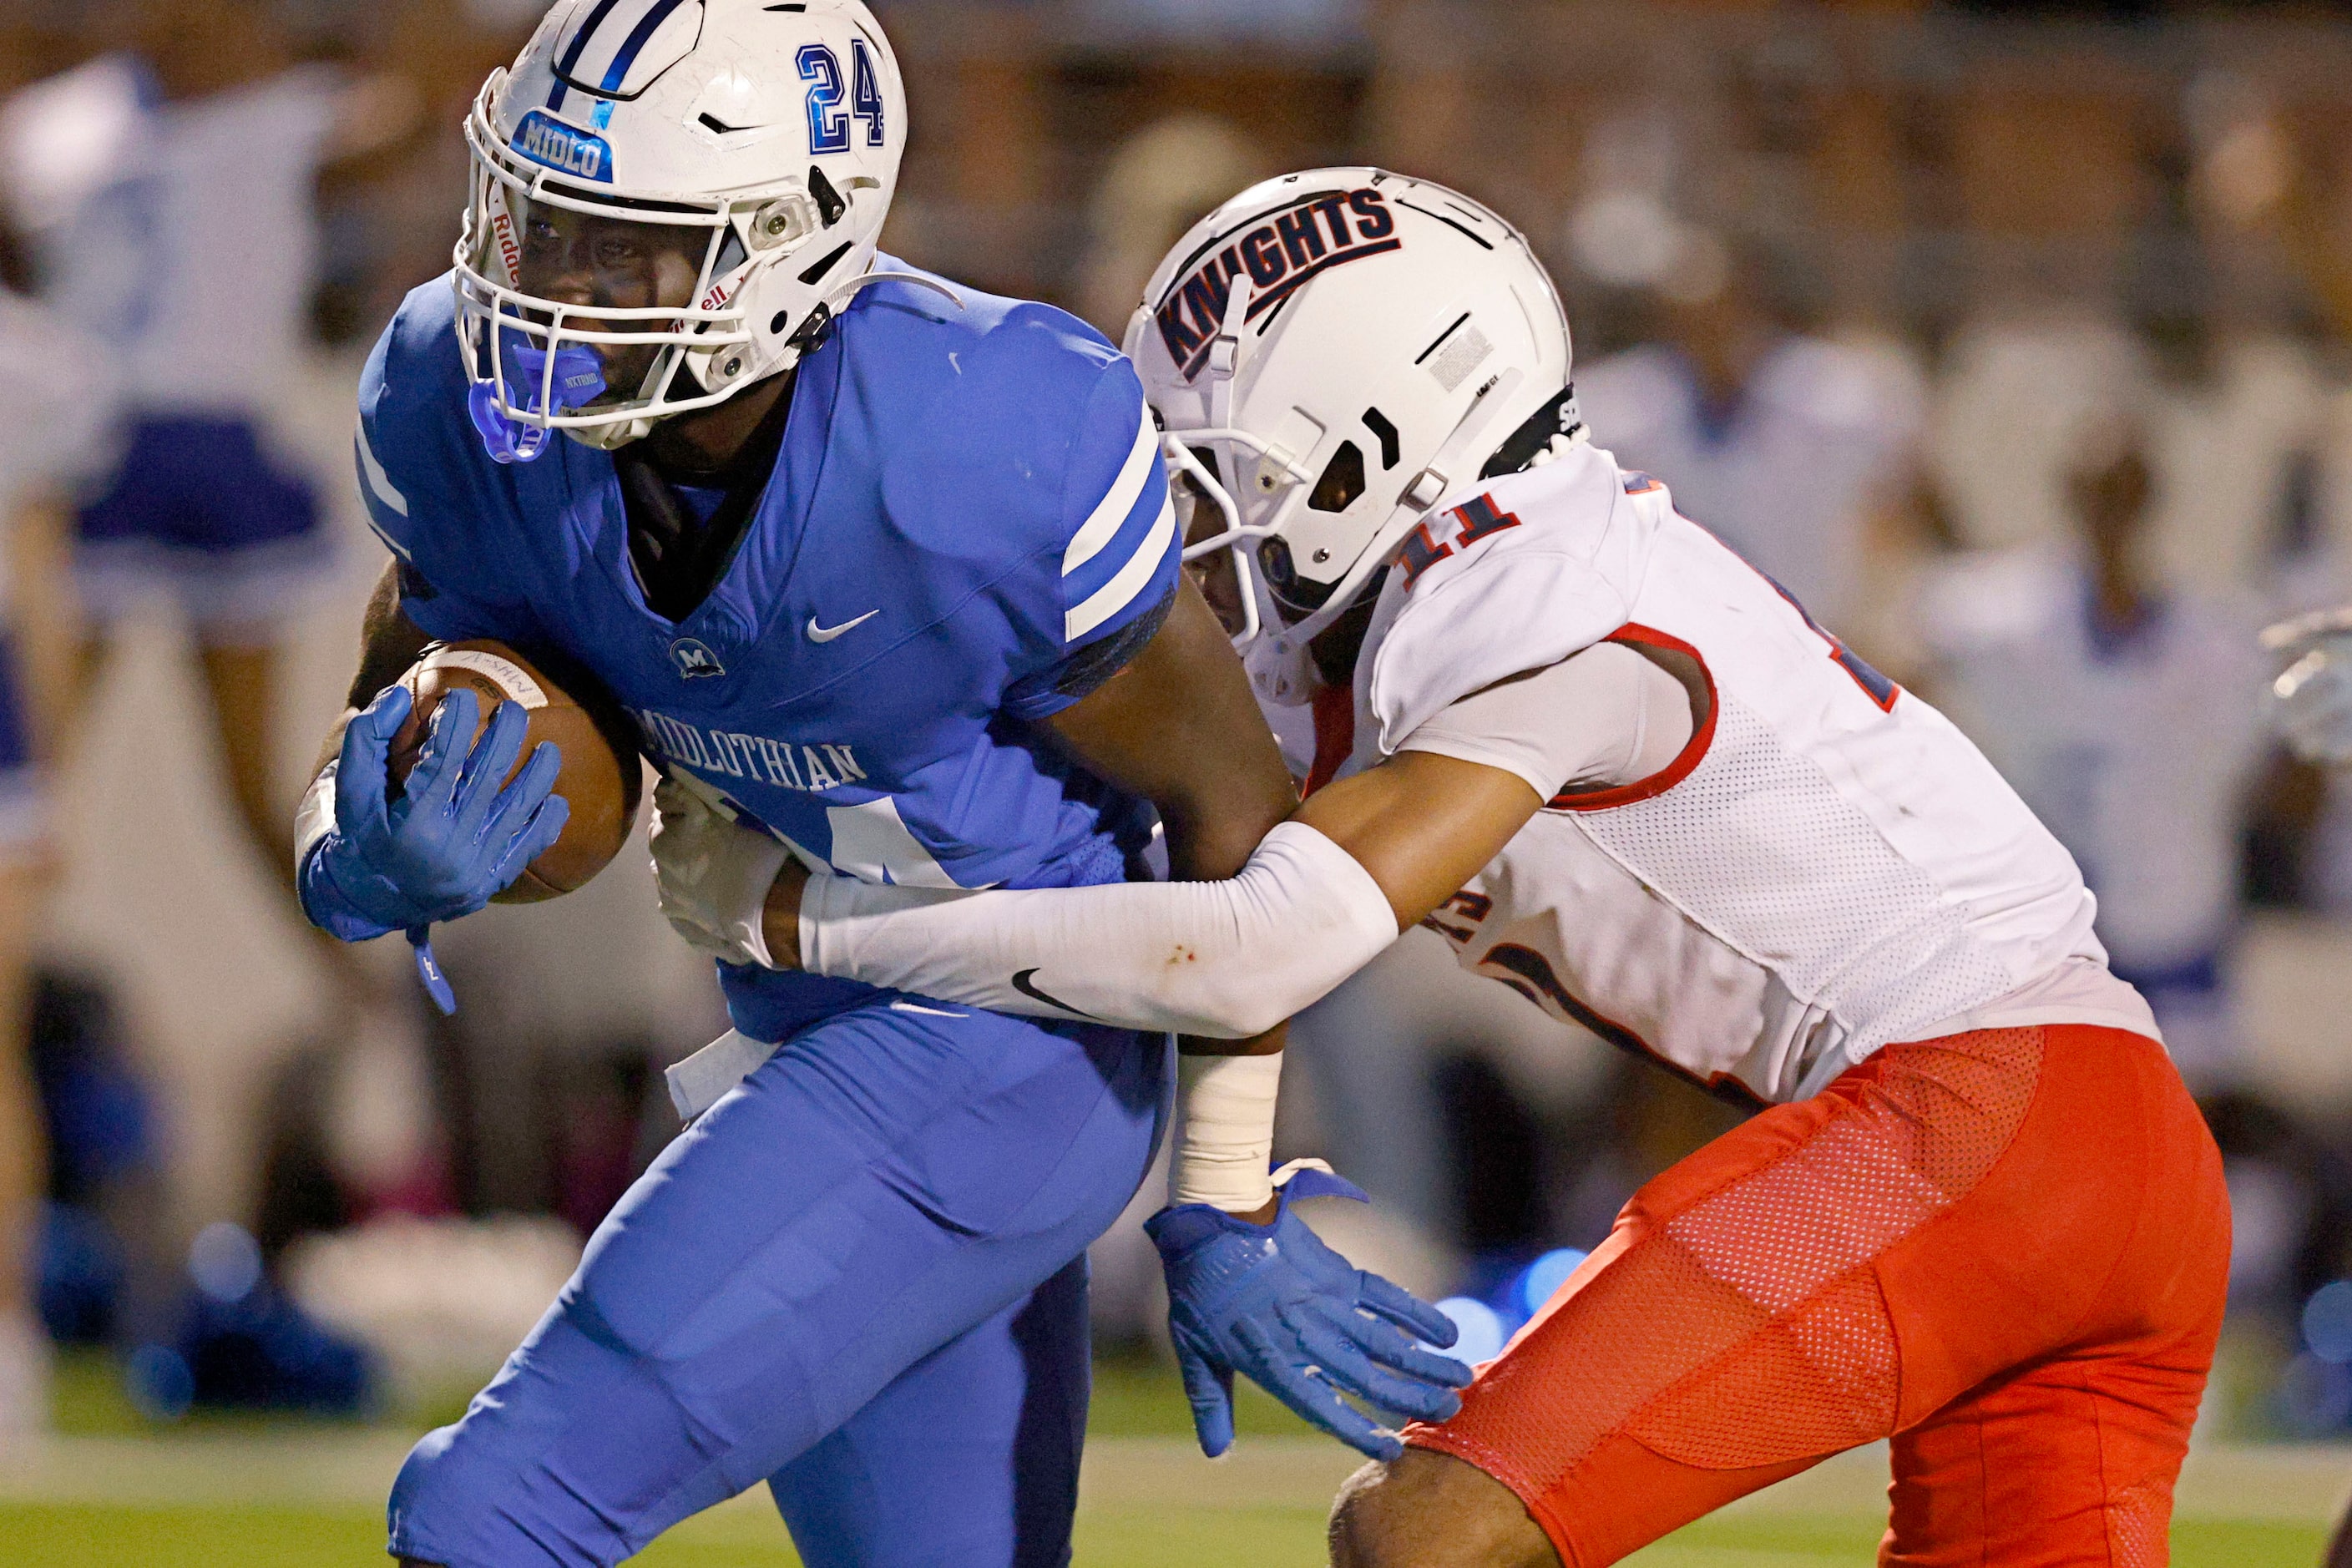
[799,820,1400,1039]
[1395,640,1694,800]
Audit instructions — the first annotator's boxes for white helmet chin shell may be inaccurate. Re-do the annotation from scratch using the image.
[455,0,906,451]
[1124,169,1575,704]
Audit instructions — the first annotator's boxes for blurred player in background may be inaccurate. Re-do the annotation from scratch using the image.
[0,13,117,1442]
[0,211,108,1434]
[6,0,411,959]
[300,5,1463,1564]
[2260,583,2352,1568]
[739,170,2232,1566]
[1573,236,1923,642]
[1925,416,2269,1090]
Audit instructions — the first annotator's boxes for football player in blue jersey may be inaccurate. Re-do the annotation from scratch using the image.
[293,4,1469,1565]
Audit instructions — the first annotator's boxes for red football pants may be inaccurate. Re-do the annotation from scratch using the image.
[1405,1024,2230,1567]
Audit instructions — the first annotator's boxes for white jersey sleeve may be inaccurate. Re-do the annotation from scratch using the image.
[1363,440,1636,753]
[1397,641,1694,801]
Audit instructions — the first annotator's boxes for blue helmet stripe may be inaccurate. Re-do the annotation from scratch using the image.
[546,0,632,110]
[599,0,690,94]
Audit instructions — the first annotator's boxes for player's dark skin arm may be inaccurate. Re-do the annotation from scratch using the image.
[1047,579,1300,900]
[307,560,437,782]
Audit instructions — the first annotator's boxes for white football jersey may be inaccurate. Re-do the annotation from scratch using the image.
[1298,441,2152,1105]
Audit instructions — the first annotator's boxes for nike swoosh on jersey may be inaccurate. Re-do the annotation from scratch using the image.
[1011,969,1102,1021]
[806,609,881,643]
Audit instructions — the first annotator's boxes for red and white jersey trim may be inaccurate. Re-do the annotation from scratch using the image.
[1317,441,2150,1105]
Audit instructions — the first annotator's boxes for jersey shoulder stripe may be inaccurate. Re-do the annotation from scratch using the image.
[353,416,408,523]
[1062,407,1157,577]
[1037,354,1174,648]
[1066,489,1174,640]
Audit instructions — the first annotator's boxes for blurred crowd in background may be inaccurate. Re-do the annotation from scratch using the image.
[3,0,2352,1441]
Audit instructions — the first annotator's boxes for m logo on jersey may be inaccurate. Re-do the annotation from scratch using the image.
[669,638,726,679]
[1151,188,1400,380]
[512,109,615,184]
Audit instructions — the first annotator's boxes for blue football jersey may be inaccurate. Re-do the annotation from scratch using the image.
[354,263,1180,1041]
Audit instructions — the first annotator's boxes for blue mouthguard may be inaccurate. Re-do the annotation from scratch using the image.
[468,336,608,464]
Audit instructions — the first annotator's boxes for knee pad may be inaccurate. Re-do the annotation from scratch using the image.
[387,1399,634,1568]
[387,1423,493,1566]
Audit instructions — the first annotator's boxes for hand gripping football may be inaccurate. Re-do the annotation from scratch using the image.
[385,640,645,901]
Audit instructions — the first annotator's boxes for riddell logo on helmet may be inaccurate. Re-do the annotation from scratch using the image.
[512,109,615,184]
[490,207,522,285]
[1152,187,1399,379]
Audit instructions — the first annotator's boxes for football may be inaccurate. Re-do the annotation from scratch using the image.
[384,640,644,903]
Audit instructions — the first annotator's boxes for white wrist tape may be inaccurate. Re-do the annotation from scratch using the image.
[649,776,789,968]
[1172,1050,1282,1212]
[800,821,1399,1037]
[295,762,337,876]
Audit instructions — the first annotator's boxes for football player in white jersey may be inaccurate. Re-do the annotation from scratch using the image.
[655,171,2229,1567]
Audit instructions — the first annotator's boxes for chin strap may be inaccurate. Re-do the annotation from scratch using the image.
[826,270,965,313]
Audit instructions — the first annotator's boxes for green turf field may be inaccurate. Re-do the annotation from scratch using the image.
[0,1354,2339,1565]
[0,1500,2327,1565]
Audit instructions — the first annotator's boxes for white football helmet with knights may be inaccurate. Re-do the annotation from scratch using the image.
[456,0,912,458]
[1125,169,1576,704]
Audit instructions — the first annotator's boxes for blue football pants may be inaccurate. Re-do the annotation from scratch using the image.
[388,998,1169,1567]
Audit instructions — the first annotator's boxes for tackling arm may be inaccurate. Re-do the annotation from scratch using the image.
[783,641,1687,1028]
[790,751,1536,1034]
[313,560,437,774]
[695,574,1489,1459]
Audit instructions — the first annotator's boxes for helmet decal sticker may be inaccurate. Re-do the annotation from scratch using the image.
[510,109,615,182]
[800,42,884,154]
[1151,187,1400,380]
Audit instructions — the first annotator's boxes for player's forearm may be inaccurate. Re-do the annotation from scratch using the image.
[796,821,1399,1039]
[310,561,434,781]
[297,560,438,916]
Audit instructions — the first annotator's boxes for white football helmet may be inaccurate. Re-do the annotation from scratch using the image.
[1125,170,1576,703]
[456,0,910,458]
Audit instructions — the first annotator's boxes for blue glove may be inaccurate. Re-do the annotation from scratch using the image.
[300,683,569,948]
[1146,1171,1474,1461]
